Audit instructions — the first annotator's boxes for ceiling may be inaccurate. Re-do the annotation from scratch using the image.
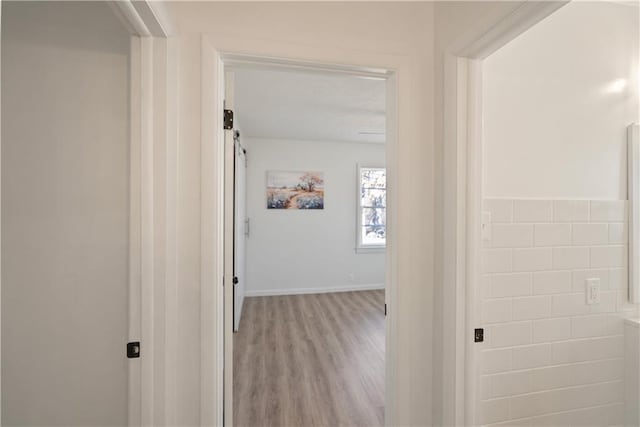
[232,66,386,144]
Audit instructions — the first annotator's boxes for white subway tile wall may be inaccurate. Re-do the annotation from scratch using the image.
[480,199,640,426]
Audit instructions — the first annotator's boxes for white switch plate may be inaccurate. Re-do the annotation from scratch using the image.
[586,278,601,305]
[482,211,492,242]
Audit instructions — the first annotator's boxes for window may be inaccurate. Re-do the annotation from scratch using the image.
[357,165,386,251]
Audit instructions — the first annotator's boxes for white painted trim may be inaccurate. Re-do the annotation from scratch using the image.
[0,1,4,422]
[222,53,390,80]
[245,284,386,297]
[384,71,399,427]
[222,71,236,427]
[128,34,156,427]
[108,1,149,36]
[162,35,179,427]
[199,37,225,427]
[628,124,640,304]
[441,2,570,425]
[450,1,569,59]
[128,36,143,427]
[105,3,172,426]
[442,53,468,427]
[131,1,173,37]
[139,36,155,427]
[232,113,247,333]
[355,247,386,254]
[108,0,173,37]
[465,59,483,427]
[356,164,387,252]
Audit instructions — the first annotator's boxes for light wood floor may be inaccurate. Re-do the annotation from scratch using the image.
[233,290,385,427]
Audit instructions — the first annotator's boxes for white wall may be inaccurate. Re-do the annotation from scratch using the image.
[483,2,640,200]
[244,137,385,296]
[1,2,129,425]
[166,2,435,424]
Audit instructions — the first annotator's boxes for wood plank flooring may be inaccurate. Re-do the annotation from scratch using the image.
[233,290,385,427]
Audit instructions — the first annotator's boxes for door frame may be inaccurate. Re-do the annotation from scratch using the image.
[231,101,248,333]
[106,2,172,425]
[440,1,568,424]
[200,41,398,425]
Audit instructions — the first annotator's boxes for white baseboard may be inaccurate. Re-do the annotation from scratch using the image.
[244,283,385,297]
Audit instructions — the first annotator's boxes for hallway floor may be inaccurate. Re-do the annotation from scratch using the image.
[233,290,385,426]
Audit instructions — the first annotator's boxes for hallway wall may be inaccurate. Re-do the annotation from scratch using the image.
[1,2,130,425]
[244,137,385,296]
[166,2,435,424]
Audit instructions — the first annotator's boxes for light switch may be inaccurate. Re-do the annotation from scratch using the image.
[586,278,601,305]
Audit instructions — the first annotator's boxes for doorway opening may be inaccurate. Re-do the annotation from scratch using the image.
[459,2,640,425]
[222,59,392,426]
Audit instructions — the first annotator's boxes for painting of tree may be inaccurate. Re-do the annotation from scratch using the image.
[266,171,325,209]
[299,172,324,192]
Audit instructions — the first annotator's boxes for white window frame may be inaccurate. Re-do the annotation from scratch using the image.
[356,164,386,253]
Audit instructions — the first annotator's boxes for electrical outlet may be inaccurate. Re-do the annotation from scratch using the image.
[585,278,601,305]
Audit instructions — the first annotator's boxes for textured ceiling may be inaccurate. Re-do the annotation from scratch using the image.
[232,66,386,144]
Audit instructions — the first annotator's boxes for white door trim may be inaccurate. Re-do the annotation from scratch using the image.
[222,69,236,427]
[0,2,3,422]
[199,39,225,426]
[130,35,157,427]
[200,38,399,426]
[441,1,568,424]
[108,0,173,38]
[464,58,483,426]
[105,2,173,426]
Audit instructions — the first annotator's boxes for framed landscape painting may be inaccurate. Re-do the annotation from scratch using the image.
[266,171,324,209]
